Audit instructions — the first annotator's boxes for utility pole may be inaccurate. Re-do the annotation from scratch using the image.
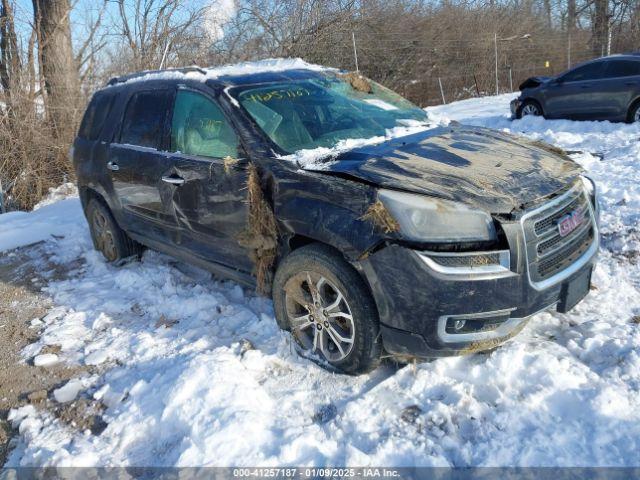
[159,39,171,69]
[352,32,359,72]
[494,33,499,95]
[438,77,446,104]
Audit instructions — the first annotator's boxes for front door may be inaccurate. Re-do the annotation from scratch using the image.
[544,60,608,119]
[109,88,175,243]
[161,88,252,272]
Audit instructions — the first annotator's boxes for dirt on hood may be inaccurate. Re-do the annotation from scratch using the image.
[303,125,582,214]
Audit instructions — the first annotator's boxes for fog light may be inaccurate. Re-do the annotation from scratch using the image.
[444,311,513,334]
[454,319,466,331]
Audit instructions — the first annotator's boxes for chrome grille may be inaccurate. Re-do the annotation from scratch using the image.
[522,186,596,286]
[537,226,594,278]
[534,195,585,236]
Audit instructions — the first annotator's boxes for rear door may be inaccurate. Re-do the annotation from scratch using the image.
[543,60,608,119]
[162,88,252,271]
[108,88,176,242]
[73,90,116,178]
[597,59,640,119]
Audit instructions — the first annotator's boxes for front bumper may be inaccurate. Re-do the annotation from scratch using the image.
[361,244,597,357]
[510,98,521,118]
[359,187,599,358]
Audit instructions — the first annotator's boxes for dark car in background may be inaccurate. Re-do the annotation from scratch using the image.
[73,61,599,374]
[511,54,640,122]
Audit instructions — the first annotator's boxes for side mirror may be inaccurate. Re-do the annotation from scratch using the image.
[554,77,564,85]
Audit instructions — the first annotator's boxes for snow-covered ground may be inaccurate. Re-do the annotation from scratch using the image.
[2,94,640,467]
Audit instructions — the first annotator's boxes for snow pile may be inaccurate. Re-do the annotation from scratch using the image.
[0,197,83,253]
[4,94,640,467]
[33,354,59,368]
[33,182,78,210]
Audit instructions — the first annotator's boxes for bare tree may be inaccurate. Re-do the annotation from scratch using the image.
[32,0,80,137]
[592,0,609,55]
[0,0,20,110]
[109,0,208,73]
[4,0,640,210]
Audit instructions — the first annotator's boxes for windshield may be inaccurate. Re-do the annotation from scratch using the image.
[232,73,428,154]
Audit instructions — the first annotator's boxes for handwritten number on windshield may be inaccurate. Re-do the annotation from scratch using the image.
[245,88,311,103]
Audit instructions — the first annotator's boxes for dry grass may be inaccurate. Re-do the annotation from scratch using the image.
[0,93,80,211]
[528,139,568,158]
[223,155,239,174]
[340,72,372,93]
[237,164,278,295]
[360,200,400,233]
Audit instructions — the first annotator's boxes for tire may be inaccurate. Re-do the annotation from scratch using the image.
[272,243,382,374]
[517,99,543,119]
[627,101,640,123]
[86,198,141,262]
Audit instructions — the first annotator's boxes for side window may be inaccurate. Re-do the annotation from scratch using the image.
[605,60,640,78]
[78,92,114,140]
[561,62,607,82]
[170,90,238,158]
[120,90,171,149]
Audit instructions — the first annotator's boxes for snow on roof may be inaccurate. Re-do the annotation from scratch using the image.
[109,58,333,87]
[205,57,332,78]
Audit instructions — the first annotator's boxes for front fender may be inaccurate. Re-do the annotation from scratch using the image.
[272,168,385,261]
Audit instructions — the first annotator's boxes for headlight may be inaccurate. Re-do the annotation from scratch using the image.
[378,189,497,242]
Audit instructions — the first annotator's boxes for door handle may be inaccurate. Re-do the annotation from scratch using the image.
[162,175,185,186]
[107,161,119,171]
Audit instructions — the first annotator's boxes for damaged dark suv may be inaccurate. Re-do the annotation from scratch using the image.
[73,60,600,374]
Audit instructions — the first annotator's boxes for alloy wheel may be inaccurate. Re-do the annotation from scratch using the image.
[634,108,640,122]
[521,103,540,116]
[284,271,355,362]
[92,210,117,261]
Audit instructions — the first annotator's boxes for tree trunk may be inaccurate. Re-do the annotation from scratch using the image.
[32,0,79,138]
[543,0,552,28]
[592,0,609,57]
[567,0,576,32]
[0,0,21,99]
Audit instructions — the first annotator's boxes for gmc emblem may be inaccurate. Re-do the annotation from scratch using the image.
[557,209,585,237]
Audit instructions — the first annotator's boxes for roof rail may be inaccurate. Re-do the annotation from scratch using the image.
[106,66,207,86]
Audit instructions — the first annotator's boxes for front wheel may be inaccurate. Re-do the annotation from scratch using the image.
[273,244,382,374]
[627,102,640,123]
[517,100,543,119]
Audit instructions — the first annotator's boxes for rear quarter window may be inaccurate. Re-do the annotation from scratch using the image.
[605,60,640,78]
[78,92,114,140]
[119,90,172,149]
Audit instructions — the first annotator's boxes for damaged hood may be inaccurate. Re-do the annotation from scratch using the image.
[303,125,582,214]
[519,76,552,90]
